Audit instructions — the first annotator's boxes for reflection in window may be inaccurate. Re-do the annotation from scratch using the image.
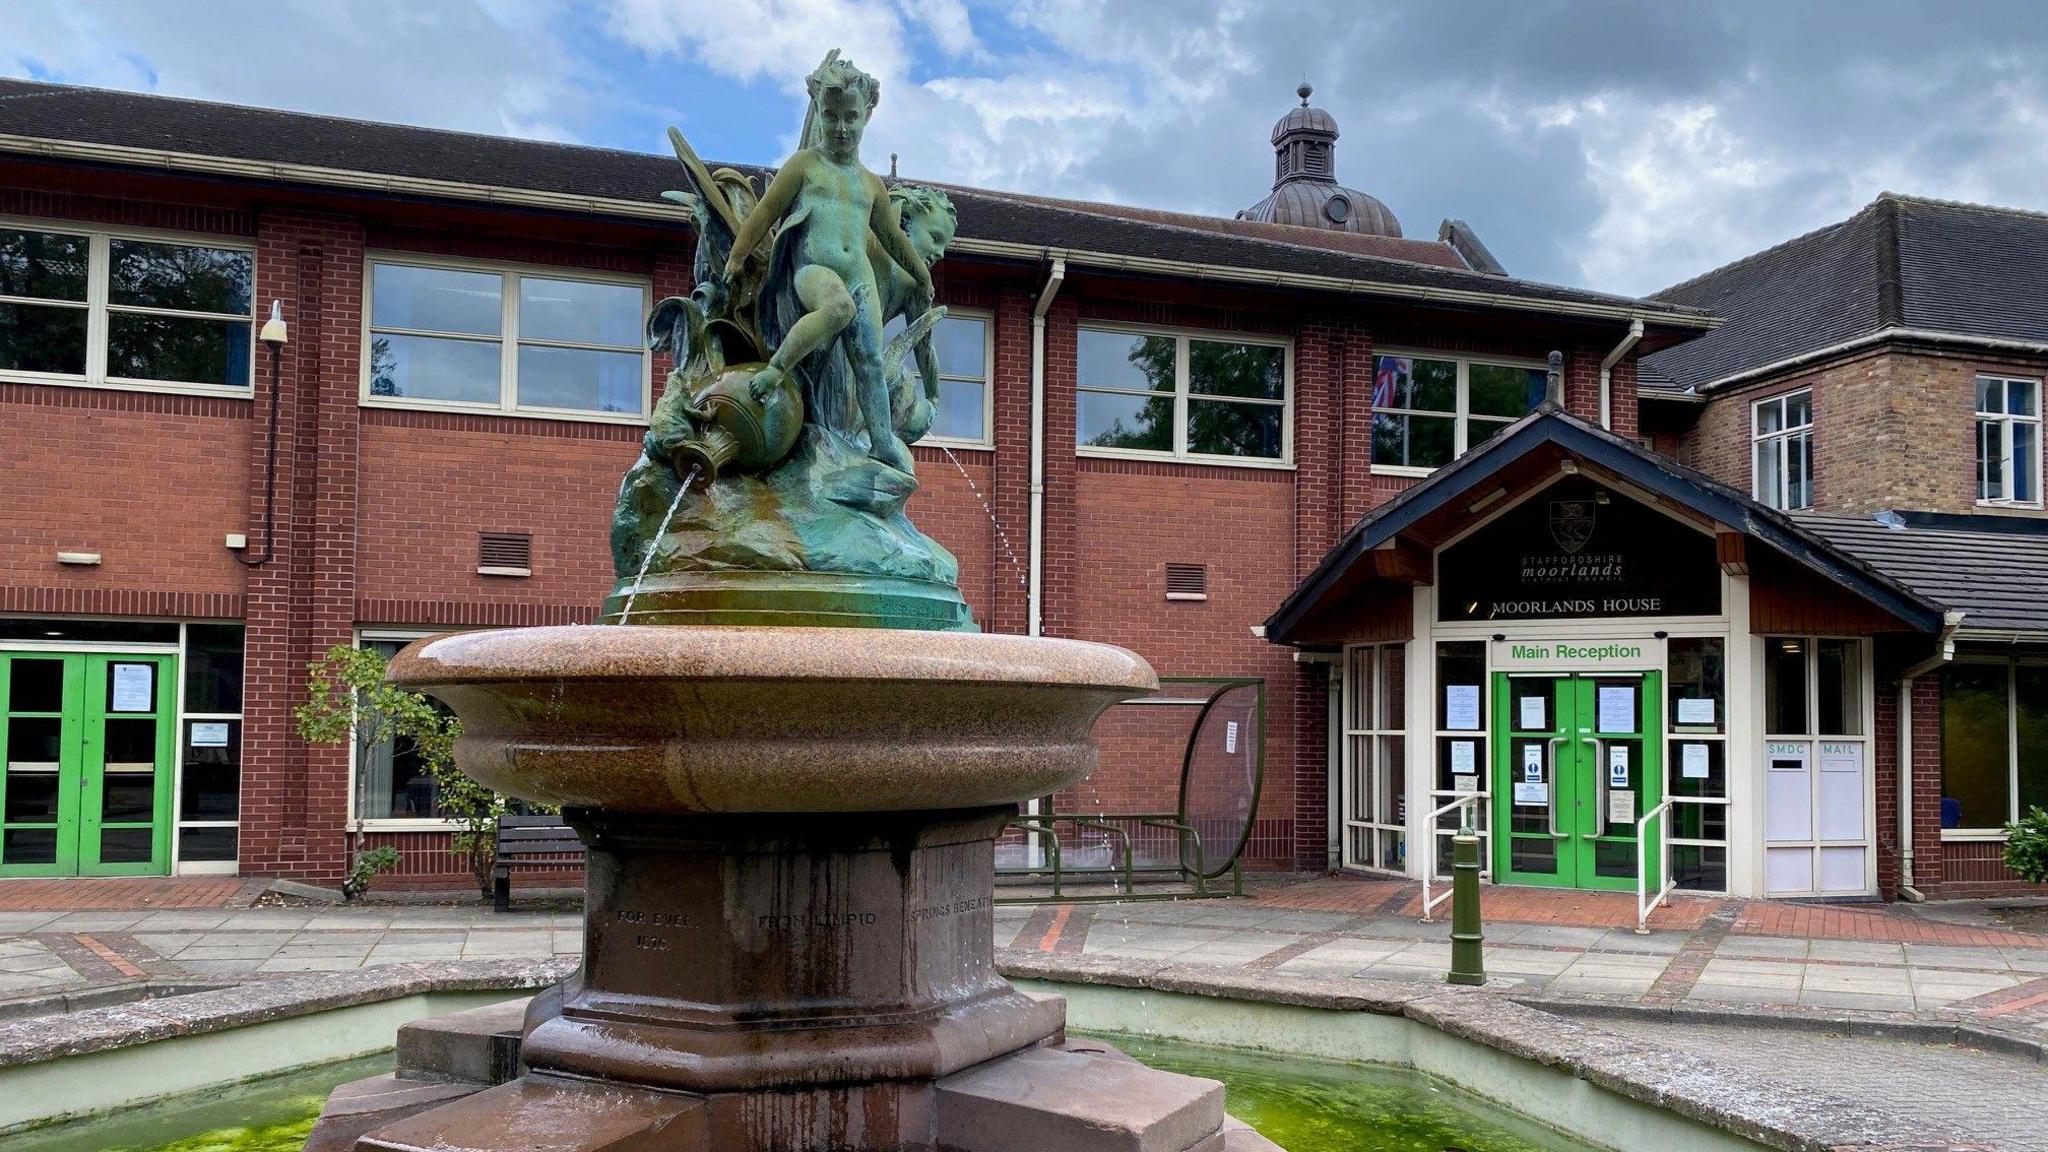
[1076,328,1288,462]
[1371,354,1544,471]
[0,227,253,389]
[358,639,447,820]
[881,313,990,444]
[366,261,647,417]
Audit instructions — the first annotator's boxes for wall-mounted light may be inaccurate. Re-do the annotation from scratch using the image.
[259,300,289,346]
[56,551,102,566]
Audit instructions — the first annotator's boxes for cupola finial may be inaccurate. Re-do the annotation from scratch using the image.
[1297,80,1313,106]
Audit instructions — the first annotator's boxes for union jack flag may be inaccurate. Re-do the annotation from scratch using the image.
[1373,356,1408,409]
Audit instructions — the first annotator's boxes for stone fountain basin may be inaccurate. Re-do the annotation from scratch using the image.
[388,625,1158,814]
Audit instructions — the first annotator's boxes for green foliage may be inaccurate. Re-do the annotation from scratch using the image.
[2004,806,2048,885]
[342,846,401,903]
[297,643,511,901]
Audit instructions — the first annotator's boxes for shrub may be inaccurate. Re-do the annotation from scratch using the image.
[2005,807,2048,886]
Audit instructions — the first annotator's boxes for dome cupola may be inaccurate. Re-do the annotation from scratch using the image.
[1237,83,1401,237]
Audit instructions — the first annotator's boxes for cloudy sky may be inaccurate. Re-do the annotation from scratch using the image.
[10,0,2048,295]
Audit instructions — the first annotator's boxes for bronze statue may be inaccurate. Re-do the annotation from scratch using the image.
[605,50,973,631]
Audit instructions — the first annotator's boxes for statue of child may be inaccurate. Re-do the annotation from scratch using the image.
[724,54,932,474]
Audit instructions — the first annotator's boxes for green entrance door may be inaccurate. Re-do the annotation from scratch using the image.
[1491,671,1661,891]
[1,653,176,877]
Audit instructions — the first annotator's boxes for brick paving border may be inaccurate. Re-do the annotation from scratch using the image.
[1641,901,1739,1003]
[0,877,267,912]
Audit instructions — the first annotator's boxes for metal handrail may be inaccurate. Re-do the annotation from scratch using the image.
[1420,791,1490,922]
[1636,795,1732,933]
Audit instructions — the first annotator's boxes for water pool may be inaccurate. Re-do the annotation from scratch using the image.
[10,1040,1596,1152]
[1104,1034,1604,1152]
[9,1054,389,1152]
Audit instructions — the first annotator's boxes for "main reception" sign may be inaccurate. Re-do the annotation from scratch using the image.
[1491,637,1665,672]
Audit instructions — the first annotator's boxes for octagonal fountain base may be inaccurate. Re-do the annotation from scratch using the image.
[311,625,1266,1152]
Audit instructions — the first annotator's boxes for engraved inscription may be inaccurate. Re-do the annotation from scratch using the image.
[615,908,694,928]
[632,934,672,952]
[909,896,992,923]
[758,912,879,931]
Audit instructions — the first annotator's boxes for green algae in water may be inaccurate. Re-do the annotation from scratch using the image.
[8,1054,389,1152]
[1102,1034,1603,1152]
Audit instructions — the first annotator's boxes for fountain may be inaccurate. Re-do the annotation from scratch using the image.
[305,49,1278,1152]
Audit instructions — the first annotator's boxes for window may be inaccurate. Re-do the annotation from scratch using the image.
[1977,375,2041,505]
[1942,657,2048,834]
[0,222,255,394]
[178,624,243,866]
[1076,326,1290,464]
[1342,643,1406,872]
[881,311,991,445]
[1666,637,1728,892]
[1764,637,1870,895]
[355,636,445,822]
[1752,390,1813,510]
[364,258,649,420]
[1370,353,1545,473]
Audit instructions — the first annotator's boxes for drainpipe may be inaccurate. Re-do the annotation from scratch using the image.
[1896,609,1965,902]
[1598,318,1643,431]
[1028,257,1065,639]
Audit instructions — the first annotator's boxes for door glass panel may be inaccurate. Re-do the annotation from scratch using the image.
[181,720,240,821]
[1593,840,1637,879]
[102,772,155,822]
[99,826,153,863]
[1507,736,1553,836]
[1600,738,1644,836]
[3,828,57,864]
[178,825,237,862]
[1510,838,1556,872]
[103,717,157,767]
[7,716,61,764]
[4,773,59,821]
[9,658,64,713]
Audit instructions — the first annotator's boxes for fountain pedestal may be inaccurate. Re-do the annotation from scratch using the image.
[324,625,1259,1152]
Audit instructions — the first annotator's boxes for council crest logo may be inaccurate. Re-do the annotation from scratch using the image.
[1548,499,1596,554]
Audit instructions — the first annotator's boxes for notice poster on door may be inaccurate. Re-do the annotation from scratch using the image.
[1608,789,1635,825]
[1513,781,1548,806]
[1521,744,1543,781]
[190,722,231,748]
[1676,698,1716,725]
[1445,685,1481,731]
[1225,721,1239,754]
[1608,745,1630,787]
[1596,684,1634,732]
[1518,696,1545,731]
[111,662,153,712]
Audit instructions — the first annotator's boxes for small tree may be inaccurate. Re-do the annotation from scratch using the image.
[2005,807,2048,886]
[297,644,504,900]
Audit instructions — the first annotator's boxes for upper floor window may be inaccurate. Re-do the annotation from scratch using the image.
[1752,389,1813,510]
[1977,375,2040,506]
[1370,353,1545,473]
[1076,326,1290,465]
[881,311,991,446]
[0,223,254,395]
[363,257,649,421]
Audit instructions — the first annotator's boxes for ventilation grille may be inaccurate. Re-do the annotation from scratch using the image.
[478,532,532,577]
[1165,563,1209,601]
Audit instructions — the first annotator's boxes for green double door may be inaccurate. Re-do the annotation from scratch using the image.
[0,653,176,877]
[1491,671,1661,891]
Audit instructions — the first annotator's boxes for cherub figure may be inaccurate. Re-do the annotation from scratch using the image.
[725,53,932,474]
[875,183,956,441]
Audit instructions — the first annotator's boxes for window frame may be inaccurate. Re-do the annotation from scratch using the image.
[1751,389,1814,510]
[893,306,995,450]
[1941,652,2048,840]
[1074,320,1294,469]
[1368,348,1547,477]
[0,216,258,399]
[1975,374,2043,508]
[360,251,653,425]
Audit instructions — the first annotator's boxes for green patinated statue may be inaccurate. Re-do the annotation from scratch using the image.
[603,50,973,631]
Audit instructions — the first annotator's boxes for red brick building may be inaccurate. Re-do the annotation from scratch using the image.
[8,81,2028,904]
[0,79,1713,889]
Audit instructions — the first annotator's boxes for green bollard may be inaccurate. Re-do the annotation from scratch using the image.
[1446,823,1485,986]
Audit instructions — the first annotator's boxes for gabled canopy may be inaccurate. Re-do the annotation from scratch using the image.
[1265,406,1943,645]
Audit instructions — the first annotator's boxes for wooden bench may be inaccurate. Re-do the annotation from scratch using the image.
[491,814,584,912]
